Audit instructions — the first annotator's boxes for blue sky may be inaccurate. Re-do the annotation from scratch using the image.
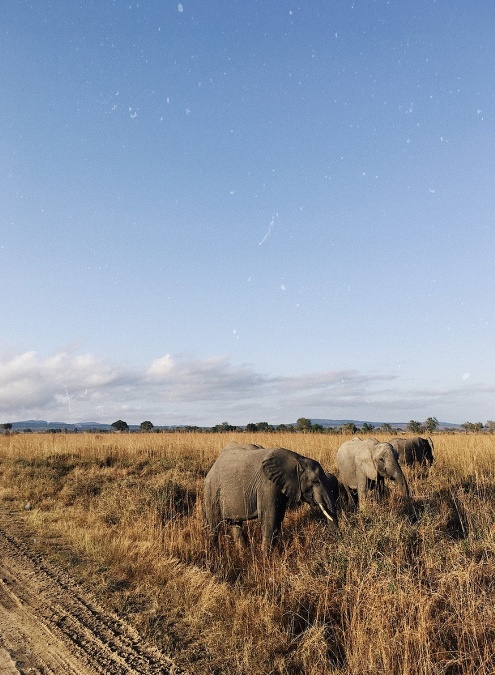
[1,0,494,426]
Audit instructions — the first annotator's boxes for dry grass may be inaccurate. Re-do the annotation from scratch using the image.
[1,431,495,673]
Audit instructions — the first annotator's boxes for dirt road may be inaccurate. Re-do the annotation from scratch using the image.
[0,511,180,674]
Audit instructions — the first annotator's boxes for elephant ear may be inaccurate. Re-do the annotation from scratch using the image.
[262,449,302,502]
[356,443,378,480]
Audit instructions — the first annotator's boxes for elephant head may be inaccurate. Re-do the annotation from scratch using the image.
[262,449,338,530]
[369,442,410,499]
[423,437,435,465]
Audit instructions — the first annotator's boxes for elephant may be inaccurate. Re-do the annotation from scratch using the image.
[388,436,434,467]
[204,442,338,552]
[324,471,340,505]
[336,437,410,509]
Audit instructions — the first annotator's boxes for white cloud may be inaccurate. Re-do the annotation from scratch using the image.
[0,348,492,426]
[147,354,175,377]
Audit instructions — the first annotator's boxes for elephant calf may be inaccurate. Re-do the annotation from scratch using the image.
[336,437,410,509]
[204,442,339,553]
[388,436,434,468]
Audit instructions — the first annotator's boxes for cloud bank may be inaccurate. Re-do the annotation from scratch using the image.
[0,349,491,426]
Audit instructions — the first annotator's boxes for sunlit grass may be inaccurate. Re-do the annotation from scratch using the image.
[1,431,495,673]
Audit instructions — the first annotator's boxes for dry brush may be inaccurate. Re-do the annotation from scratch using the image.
[1,431,495,673]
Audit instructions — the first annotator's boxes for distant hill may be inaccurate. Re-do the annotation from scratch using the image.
[8,420,116,431]
[5,420,184,432]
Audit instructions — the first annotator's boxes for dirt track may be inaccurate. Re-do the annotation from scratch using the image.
[0,510,180,674]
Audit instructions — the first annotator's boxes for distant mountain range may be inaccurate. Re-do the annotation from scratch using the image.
[7,420,119,431]
[3,418,461,431]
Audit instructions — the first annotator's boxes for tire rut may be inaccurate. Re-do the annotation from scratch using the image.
[0,510,182,674]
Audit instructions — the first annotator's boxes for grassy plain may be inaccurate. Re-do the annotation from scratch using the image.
[0,431,494,674]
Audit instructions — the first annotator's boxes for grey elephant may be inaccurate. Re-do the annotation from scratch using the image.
[204,442,338,552]
[388,436,434,467]
[325,472,346,508]
[324,471,340,505]
[336,437,410,509]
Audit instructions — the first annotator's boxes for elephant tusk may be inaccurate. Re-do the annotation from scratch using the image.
[318,503,334,522]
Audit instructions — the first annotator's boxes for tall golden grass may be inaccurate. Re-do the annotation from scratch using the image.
[1,431,494,674]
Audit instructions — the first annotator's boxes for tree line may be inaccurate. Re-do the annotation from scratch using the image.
[106,417,493,434]
[2,418,492,435]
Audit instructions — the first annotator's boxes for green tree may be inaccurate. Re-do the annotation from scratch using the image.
[256,422,271,432]
[424,417,439,433]
[341,421,357,434]
[462,421,483,433]
[361,422,375,433]
[140,421,154,432]
[407,420,422,433]
[296,417,312,432]
[111,420,129,432]
[380,423,393,433]
[246,423,258,433]
[311,423,324,433]
[2,423,12,434]
[461,422,474,433]
[212,421,236,433]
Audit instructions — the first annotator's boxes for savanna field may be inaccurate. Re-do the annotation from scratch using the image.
[1,432,494,674]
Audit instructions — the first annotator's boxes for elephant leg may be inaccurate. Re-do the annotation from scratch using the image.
[257,487,287,553]
[357,473,368,509]
[260,513,280,553]
[204,502,220,547]
[260,503,287,553]
[344,485,358,509]
[231,523,247,548]
[208,525,219,547]
[261,524,275,553]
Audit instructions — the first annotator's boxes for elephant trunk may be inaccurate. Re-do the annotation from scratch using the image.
[394,467,410,500]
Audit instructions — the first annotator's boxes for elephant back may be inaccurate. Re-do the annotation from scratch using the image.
[389,436,434,466]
